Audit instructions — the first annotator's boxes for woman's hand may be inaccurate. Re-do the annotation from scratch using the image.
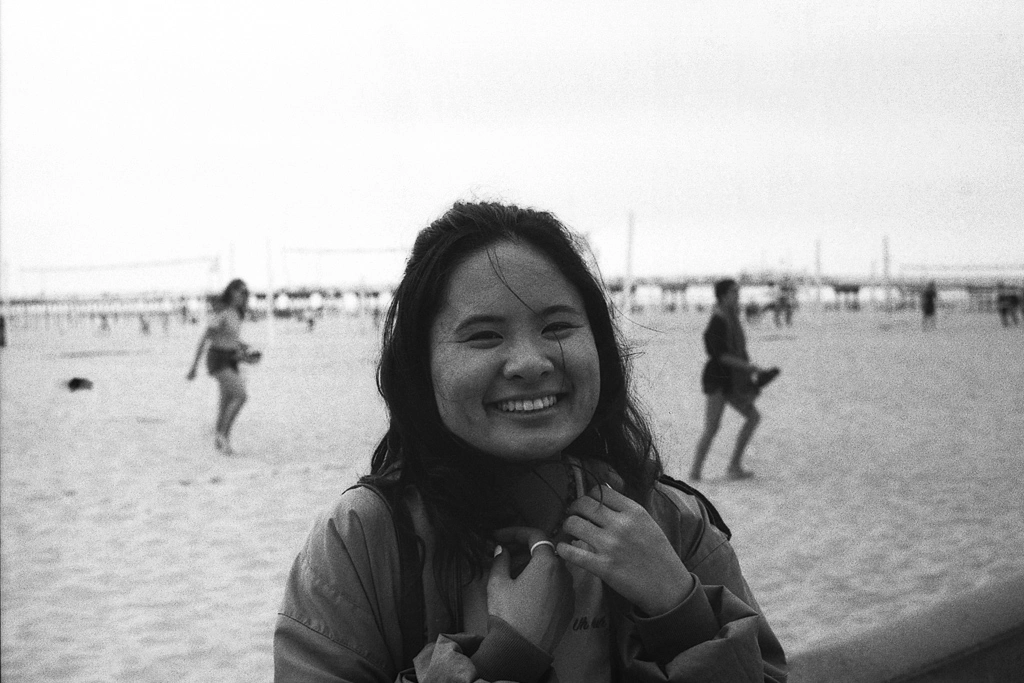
[558,485,694,616]
[488,527,575,654]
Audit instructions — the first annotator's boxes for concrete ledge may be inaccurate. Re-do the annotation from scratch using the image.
[787,573,1024,683]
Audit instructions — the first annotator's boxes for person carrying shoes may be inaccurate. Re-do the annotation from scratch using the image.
[690,278,780,482]
[186,278,256,456]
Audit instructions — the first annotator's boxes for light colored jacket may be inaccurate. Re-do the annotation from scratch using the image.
[275,480,787,682]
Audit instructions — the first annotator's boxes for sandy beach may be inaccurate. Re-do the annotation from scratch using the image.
[2,306,1022,682]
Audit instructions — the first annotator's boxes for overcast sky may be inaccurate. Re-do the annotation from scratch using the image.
[1,0,1021,296]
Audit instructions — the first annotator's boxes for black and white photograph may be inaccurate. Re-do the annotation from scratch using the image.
[1,2,1022,681]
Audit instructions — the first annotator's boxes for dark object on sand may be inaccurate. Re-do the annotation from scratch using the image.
[68,377,94,391]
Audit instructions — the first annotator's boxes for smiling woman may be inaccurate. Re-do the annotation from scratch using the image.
[274,202,787,682]
[429,241,601,463]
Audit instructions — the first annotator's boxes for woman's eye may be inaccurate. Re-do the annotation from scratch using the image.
[544,322,577,336]
[466,330,501,343]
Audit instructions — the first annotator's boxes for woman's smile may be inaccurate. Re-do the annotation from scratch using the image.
[493,394,560,414]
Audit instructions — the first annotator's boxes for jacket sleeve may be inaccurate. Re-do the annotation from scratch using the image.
[616,485,788,682]
[274,489,555,683]
[274,489,406,683]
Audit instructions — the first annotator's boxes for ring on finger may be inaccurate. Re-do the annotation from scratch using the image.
[529,540,556,556]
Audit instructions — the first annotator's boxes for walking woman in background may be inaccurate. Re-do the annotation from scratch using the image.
[187,278,257,455]
[690,278,779,482]
[920,281,938,330]
[275,202,786,681]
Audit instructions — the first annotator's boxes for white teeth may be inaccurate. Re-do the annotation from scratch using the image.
[498,395,557,413]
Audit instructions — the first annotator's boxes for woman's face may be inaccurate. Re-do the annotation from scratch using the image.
[230,285,249,308]
[722,284,740,311]
[429,241,601,462]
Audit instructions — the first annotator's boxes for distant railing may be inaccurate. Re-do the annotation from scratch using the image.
[787,573,1024,682]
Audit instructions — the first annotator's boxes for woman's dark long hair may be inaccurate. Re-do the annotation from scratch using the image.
[216,278,249,317]
[363,201,662,601]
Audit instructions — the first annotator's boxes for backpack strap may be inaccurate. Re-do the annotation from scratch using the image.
[346,483,427,668]
[657,474,732,540]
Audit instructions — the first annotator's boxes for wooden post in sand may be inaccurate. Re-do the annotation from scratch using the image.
[265,237,275,349]
[882,236,891,312]
[815,239,823,310]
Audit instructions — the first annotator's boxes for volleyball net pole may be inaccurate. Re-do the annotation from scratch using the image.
[882,236,891,312]
[265,237,275,349]
[814,239,823,310]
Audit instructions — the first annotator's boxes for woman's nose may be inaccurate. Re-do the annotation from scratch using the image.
[503,338,555,381]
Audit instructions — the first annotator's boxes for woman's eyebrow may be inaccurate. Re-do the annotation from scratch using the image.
[540,304,584,317]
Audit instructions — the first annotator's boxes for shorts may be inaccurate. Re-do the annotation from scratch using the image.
[701,360,730,395]
[206,347,240,376]
[702,361,758,408]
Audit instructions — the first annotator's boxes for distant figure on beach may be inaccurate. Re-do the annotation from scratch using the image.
[186,278,259,455]
[773,277,796,328]
[744,300,763,324]
[921,281,938,330]
[690,279,780,482]
[996,282,1021,327]
[274,202,787,681]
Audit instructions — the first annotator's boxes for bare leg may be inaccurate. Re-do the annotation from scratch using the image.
[726,398,761,477]
[222,388,247,437]
[220,370,247,443]
[213,369,247,454]
[215,381,231,437]
[691,392,726,481]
